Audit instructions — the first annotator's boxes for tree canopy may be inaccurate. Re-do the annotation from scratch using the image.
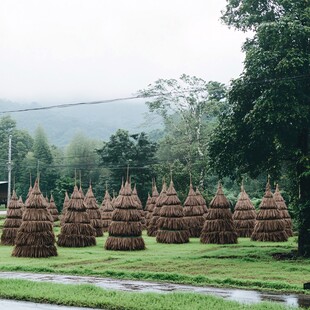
[209,0,310,256]
[97,129,157,203]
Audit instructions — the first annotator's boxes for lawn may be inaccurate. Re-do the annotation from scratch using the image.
[0,222,309,294]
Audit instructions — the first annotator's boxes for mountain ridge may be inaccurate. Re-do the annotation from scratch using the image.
[0,99,161,147]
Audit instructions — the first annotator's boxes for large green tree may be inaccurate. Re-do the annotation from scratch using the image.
[139,74,227,186]
[64,132,103,197]
[32,125,58,194]
[209,0,310,255]
[97,129,157,203]
[0,116,33,199]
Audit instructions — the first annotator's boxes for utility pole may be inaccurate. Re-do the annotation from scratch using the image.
[7,135,12,208]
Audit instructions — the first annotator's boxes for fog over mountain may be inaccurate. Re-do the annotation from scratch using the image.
[0,99,162,147]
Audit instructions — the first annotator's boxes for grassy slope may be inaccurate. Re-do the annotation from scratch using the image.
[0,222,309,293]
[0,279,295,310]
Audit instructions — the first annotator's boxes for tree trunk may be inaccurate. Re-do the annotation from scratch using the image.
[297,128,310,257]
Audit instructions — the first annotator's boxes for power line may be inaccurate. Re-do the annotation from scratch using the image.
[0,96,140,114]
[0,73,309,114]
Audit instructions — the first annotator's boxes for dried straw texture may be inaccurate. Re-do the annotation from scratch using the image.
[144,193,151,227]
[60,192,70,226]
[132,185,146,229]
[183,184,205,238]
[273,185,293,237]
[18,196,25,213]
[79,187,85,199]
[111,194,116,207]
[57,185,96,247]
[200,184,237,244]
[112,183,124,208]
[24,186,32,206]
[48,195,59,222]
[84,185,103,237]
[148,182,167,237]
[196,188,208,218]
[100,190,114,232]
[105,181,145,251]
[251,184,288,242]
[1,191,23,245]
[156,181,189,244]
[12,181,58,258]
[233,188,257,237]
[146,185,159,232]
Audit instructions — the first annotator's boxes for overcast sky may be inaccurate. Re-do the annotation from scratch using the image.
[0,0,249,105]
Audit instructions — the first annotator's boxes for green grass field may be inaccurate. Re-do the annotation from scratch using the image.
[0,279,296,310]
[0,222,309,294]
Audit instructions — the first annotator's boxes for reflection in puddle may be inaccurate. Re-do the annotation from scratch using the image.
[1,272,310,308]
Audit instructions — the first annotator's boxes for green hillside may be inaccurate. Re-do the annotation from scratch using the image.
[0,99,161,146]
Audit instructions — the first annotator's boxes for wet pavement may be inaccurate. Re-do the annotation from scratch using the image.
[1,272,310,308]
[0,299,100,310]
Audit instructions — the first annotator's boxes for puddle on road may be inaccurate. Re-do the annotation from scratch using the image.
[1,272,310,308]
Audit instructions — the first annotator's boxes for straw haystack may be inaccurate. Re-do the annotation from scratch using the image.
[48,194,59,222]
[146,182,159,235]
[84,184,103,237]
[156,180,189,244]
[18,196,25,213]
[12,180,58,257]
[251,182,288,242]
[233,185,257,237]
[113,180,124,207]
[132,184,146,230]
[111,192,116,207]
[79,186,85,199]
[200,183,237,244]
[196,188,208,217]
[1,191,22,245]
[147,181,167,237]
[100,189,114,232]
[144,193,151,223]
[105,179,145,251]
[57,185,96,247]
[25,185,32,206]
[60,191,70,226]
[273,184,293,237]
[183,183,205,238]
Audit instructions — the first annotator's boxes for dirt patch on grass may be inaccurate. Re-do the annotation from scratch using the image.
[272,251,298,260]
[51,258,119,268]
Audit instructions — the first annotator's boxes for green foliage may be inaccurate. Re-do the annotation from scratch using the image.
[0,115,34,198]
[139,75,229,198]
[32,125,58,195]
[97,130,157,203]
[53,176,75,211]
[63,132,104,196]
[210,0,310,256]
[221,0,309,31]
